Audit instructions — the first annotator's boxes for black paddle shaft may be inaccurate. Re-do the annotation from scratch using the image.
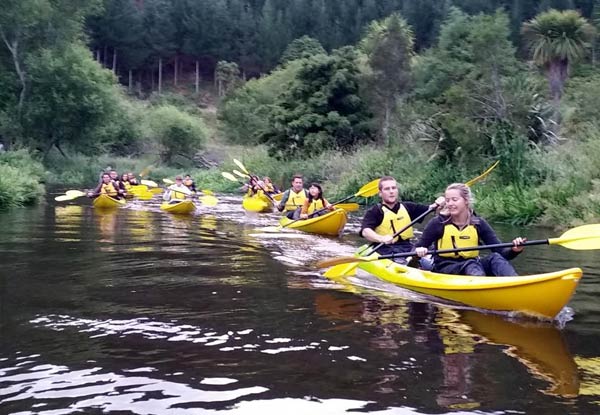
[380,238,547,260]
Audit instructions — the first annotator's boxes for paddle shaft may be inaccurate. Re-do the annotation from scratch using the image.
[379,239,542,261]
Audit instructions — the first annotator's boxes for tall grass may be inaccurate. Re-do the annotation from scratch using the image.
[0,150,45,209]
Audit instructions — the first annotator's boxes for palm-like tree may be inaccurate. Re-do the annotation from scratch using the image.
[522,9,595,126]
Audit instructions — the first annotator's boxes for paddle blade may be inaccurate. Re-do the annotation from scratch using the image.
[243,198,268,212]
[233,169,249,179]
[323,263,358,278]
[140,179,158,188]
[316,255,373,269]
[163,178,174,185]
[550,224,600,250]
[233,158,250,175]
[354,178,380,198]
[201,189,214,195]
[136,192,154,200]
[465,160,500,187]
[65,190,86,197]
[139,166,152,177]
[200,195,218,206]
[272,193,283,202]
[336,203,359,212]
[222,172,239,182]
[55,194,78,202]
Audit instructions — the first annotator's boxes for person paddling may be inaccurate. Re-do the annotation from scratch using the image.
[109,170,127,198]
[415,183,526,276]
[163,176,189,204]
[360,176,445,265]
[88,173,121,199]
[127,172,139,186]
[184,174,197,193]
[299,183,334,219]
[277,175,308,219]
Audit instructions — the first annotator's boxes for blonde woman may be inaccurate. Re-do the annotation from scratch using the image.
[415,183,526,276]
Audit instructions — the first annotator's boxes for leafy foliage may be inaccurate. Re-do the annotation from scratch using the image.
[259,47,374,159]
[148,105,208,165]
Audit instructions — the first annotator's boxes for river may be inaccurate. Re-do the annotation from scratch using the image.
[1,192,600,414]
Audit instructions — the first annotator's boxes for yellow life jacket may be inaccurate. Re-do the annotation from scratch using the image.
[101,182,118,197]
[307,198,325,214]
[169,186,187,200]
[264,183,275,193]
[437,224,479,258]
[123,181,132,191]
[284,189,307,211]
[374,204,414,242]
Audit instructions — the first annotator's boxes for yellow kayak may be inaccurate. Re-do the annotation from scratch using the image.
[242,194,273,213]
[279,208,347,236]
[93,194,126,209]
[357,259,581,320]
[160,200,196,214]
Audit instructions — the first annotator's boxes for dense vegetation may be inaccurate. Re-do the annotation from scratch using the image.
[1,0,600,227]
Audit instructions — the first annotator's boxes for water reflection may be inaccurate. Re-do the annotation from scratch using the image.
[313,287,580,408]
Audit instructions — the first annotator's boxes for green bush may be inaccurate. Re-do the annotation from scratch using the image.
[0,150,45,209]
[148,105,208,165]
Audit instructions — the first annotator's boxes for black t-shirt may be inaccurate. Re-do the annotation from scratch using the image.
[360,201,431,240]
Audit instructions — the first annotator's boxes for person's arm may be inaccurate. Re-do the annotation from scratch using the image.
[88,183,102,197]
[415,217,444,257]
[404,197,445,221]
[477,219,524,260]
[277,190,290,211]
[300,199,310,219]
[323,198,333,210]
[360,206,392,244]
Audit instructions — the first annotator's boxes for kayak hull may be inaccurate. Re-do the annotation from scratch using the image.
[242,194,272,213]
[279,208,347,236]
[160,200,196,214]
[93,194,126,209]
[357,259,581,319]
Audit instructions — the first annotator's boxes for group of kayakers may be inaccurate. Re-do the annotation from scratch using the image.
[87,170,134,199]
[245,174,336,221]
[361,176,526,277]
[87,170,198,204]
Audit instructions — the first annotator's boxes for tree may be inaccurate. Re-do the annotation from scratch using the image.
[280,36,326,65]
[361,13,414,141]
[23,44,121,157]
[259,47,374,159]
[215,60,241,96]
[521,9,595,130]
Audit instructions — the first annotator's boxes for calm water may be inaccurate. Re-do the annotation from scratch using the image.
[1,192,600,415]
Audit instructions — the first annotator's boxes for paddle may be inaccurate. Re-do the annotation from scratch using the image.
[231,159,278,205]
[336,203,360,212]
[140,179,158,188]
[281,178,380,228]
[55,190,88,201]
[324,161,500,277]
[157,179,217,206]
[317,224,600,269]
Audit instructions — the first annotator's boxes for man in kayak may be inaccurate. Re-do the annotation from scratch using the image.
[360,176,444,265]
[277,175,308,219]
[88,173,120,199]
[414,183,525,276]
[163,176,190,204]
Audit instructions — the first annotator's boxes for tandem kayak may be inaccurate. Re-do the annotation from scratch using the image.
[93,194,126,209]
[279,208,347,236]
[160,200,196,214]
[356,259,582,320]
[242,194,273,213]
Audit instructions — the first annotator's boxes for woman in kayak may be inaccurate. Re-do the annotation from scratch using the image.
[299,183,334,219]
[262,177,280,195]
[415,183,526,276]
[88,173,120,199]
